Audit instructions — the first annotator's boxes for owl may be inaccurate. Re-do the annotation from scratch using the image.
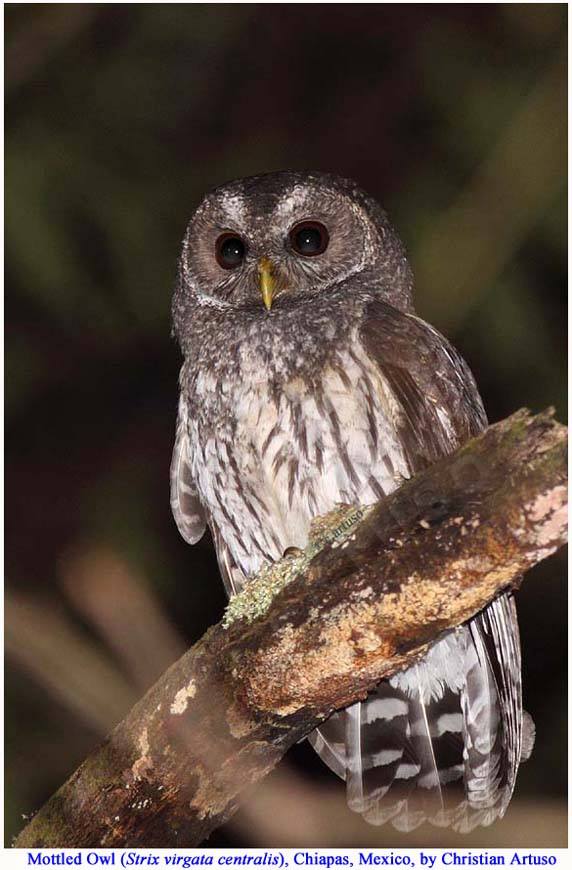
[170,171,534,832]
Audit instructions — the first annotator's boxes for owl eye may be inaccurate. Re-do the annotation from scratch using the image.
[289,221,329,257]
[215,233,246,269]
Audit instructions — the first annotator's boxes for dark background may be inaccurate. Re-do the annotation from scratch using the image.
[5,3,567,848]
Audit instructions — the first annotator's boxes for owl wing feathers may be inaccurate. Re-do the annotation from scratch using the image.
[309,299,531,831]
[170,394,206,546]
[171,393,248,594]
[360,299,488,455]
[209,521,248,597]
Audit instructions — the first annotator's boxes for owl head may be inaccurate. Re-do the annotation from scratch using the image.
[173,171,414,333]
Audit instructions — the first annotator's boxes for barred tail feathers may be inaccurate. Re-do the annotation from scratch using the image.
[308,595,532,832]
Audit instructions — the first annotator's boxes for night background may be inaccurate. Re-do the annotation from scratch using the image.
[5,3,567,848]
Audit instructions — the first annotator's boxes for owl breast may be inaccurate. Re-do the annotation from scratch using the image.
[188,334,411,579]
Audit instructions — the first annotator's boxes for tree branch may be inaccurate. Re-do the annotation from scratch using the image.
[15,409,567,849]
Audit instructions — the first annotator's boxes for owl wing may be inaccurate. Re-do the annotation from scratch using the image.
[209,521,248,597]
[360,299,487,462]
[171,392,249,594]
[170,393,206,545]
[312,299,531,831]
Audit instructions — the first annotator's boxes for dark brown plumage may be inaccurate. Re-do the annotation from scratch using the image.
[171,171,534,830]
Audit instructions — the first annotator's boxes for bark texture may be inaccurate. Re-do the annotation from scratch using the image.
[15,409,567,849]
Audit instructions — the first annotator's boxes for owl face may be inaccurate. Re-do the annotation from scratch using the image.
[177,171,413,315]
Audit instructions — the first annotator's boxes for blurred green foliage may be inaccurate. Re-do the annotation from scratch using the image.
[5,4,567,848]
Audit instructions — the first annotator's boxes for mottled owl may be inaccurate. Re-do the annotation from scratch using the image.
[170,171,534,832]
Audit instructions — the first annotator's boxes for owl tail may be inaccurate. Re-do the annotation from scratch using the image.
[308,595,535,832]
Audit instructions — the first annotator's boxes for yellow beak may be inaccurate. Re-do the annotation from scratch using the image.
[258,257,275,311]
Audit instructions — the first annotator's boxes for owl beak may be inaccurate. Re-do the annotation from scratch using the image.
[258,257,275,311]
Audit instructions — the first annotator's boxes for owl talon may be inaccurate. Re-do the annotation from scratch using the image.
[282,546,304,560]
